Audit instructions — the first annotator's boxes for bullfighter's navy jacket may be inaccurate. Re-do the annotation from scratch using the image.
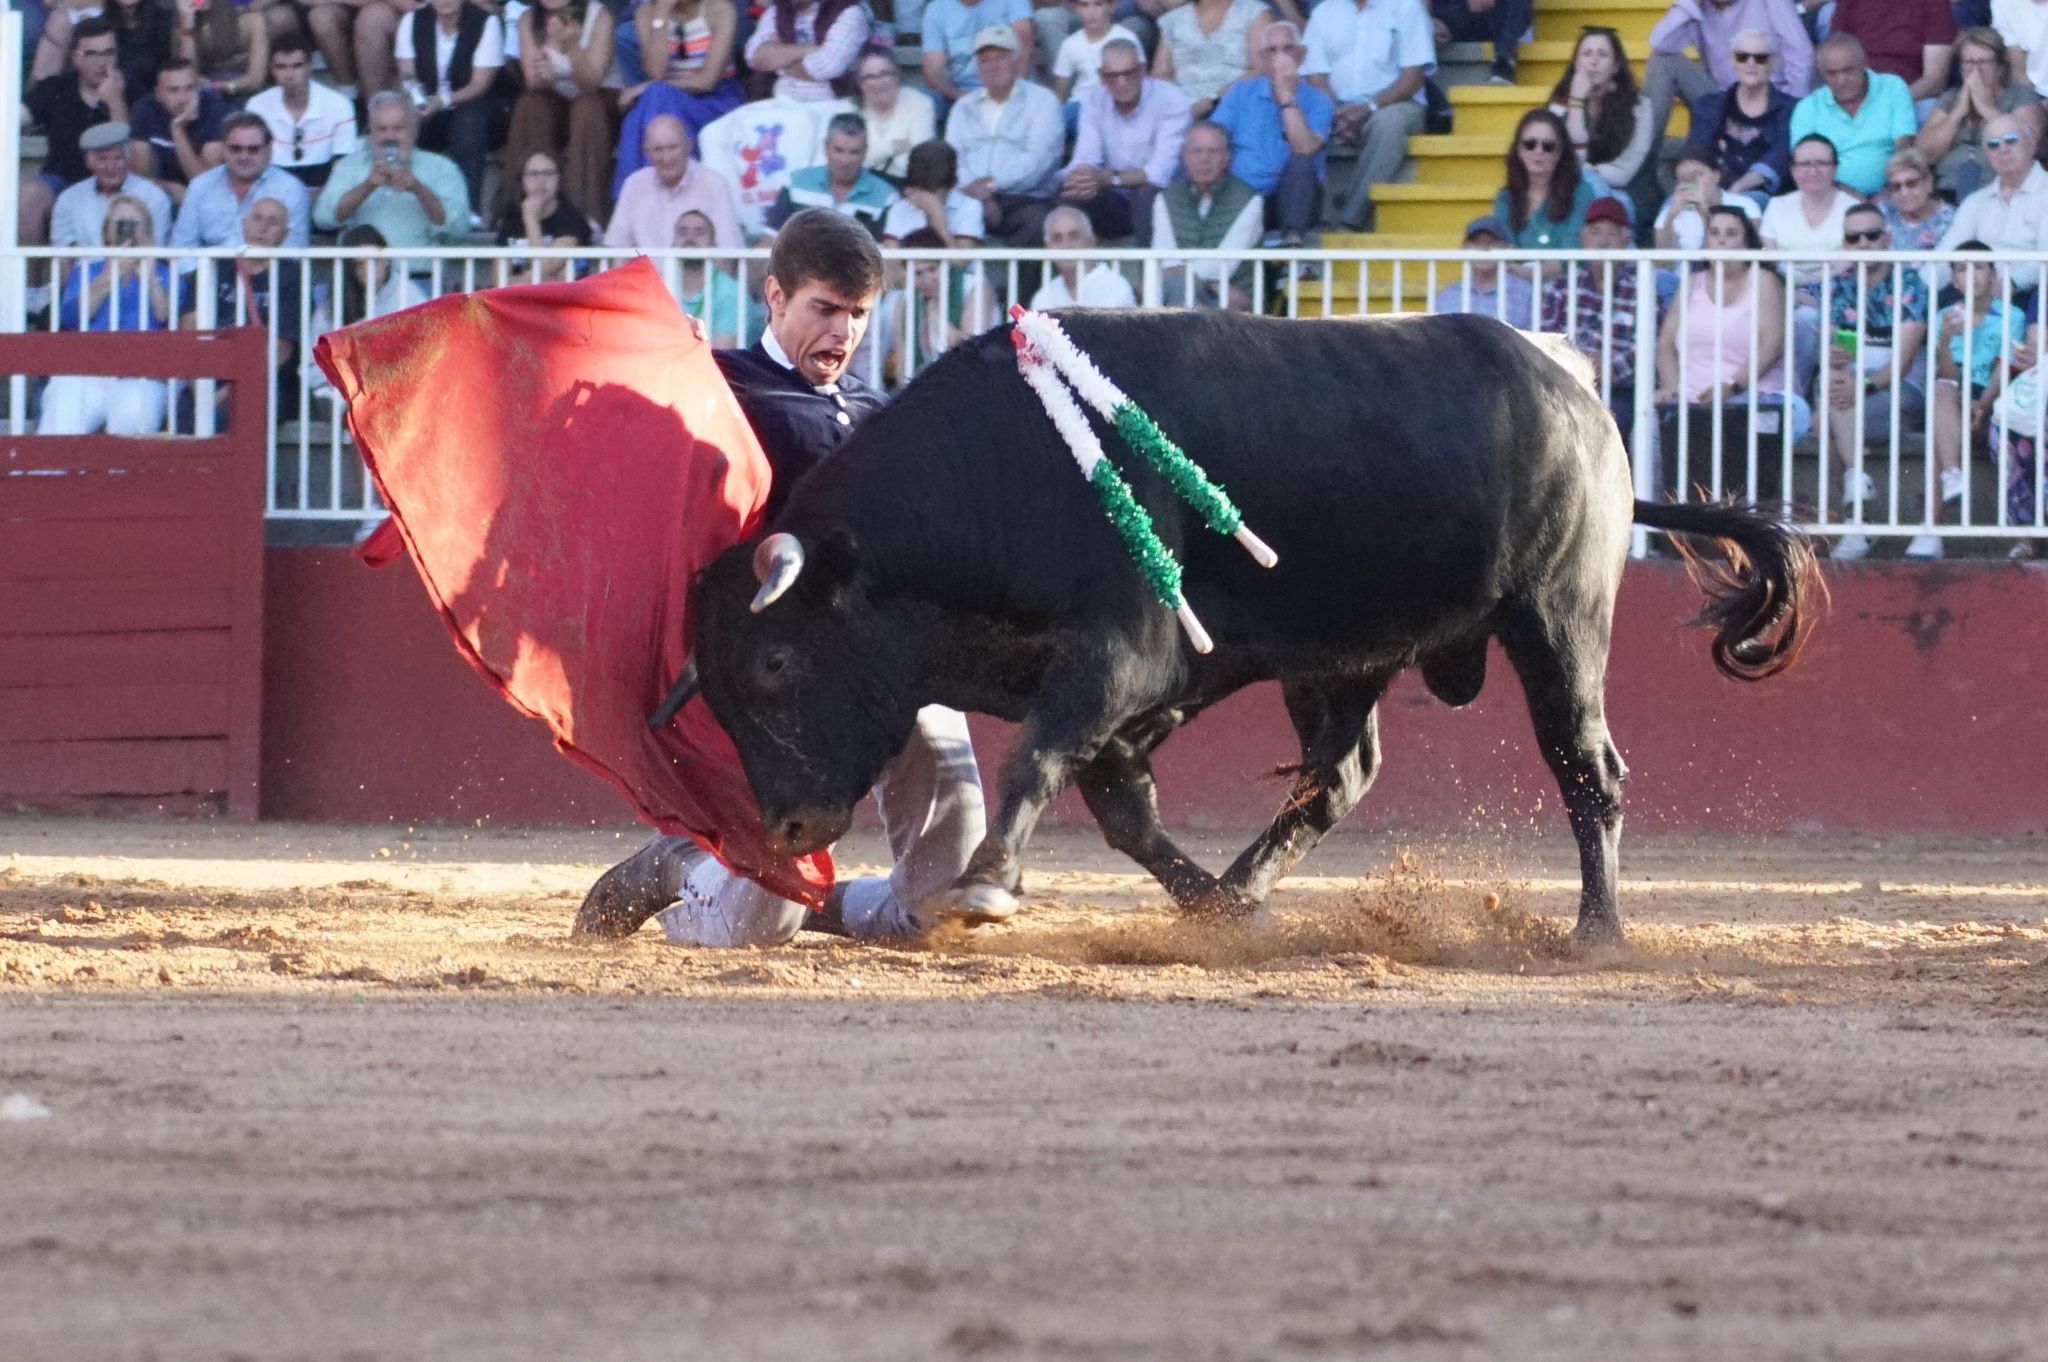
[715,341,886,522]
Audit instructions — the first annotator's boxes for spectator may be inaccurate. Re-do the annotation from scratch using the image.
[1825,203,1930,560]
[1646,0,1813,147]
[126,59,226,205]
[496,149,595,282]
[767,112,900,235]
[1995,0,2048,97]
[924,0,1036,101]
[171,112,314,248]
[247,39,359,193]
[1541,197,1641,436]
[39,195,173,437]
[1694,26,1798,199]
[1037,0,1197,76]
[1918,26,2039,199]
[332,225,432,322]
[1876,147,1954,250]
[1653,205,1809,438]
[696,96,828,233]
[395,0,506,213]
[1934,111,2048,293]
[884,227,1000,378]
[302,0,373,98]
[1302,0,1433,232]
[1925,243,2020,555]
[1432,214,1538,325]
[841,48,938,179]
[1431,0,1532,86]
[1060,37,1191,239]
[1760,131,1857,259]
[1212,20,1333,248]
[1547,26,1656,215]
[20,17,128,255]
[180,196,307,422]
[1790,33,1916,195]
[674,208,763,344]
[1653,141,1762,248]
[36,0,174,99]
[945,27,1065,245]
[604,112,744,247]
[1151,120,1263,308]
[502,0,621,223]
[1829,0,1956,105]
[184,0,281,100]
[880,139,986,245]
[745,0,871,103]
[1030,205,1139,306]
[1153,0,1270,118]
[52,121,174,247]
[314,91,473,249]
[1053,0,1142,109]
[616,0,744,197]
[1494,108,1596,249]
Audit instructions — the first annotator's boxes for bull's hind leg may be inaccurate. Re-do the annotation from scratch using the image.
[1215,675,1391,911]
[1075,719,1222,910]
[1497,603,1630,945]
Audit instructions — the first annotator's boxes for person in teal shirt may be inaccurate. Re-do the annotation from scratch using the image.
[674,208,764,345]
[1494,108,1600,249]
[1789,34,1918,197]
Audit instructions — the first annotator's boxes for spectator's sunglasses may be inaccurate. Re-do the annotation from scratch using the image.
[1843,226,1885,245]
[1987,133,2026,149]
[1520,136,1560,152]
[1886,174,1924,192]
[1732,49,1771,64]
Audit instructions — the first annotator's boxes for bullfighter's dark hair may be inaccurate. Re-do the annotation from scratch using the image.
[769,207,884,301]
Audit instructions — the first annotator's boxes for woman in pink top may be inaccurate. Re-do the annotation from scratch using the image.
[615,0,743,196]
[1654,204,1813,440]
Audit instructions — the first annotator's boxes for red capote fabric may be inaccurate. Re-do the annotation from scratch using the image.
[314,257,832,906]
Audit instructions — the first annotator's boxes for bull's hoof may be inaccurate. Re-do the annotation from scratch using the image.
[929,882,1021,928]
[572,836,703,939]
[1571,915,1626,954]
[1180,888,1259,921]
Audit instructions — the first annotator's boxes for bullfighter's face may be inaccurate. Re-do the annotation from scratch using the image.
[764,276,877,387]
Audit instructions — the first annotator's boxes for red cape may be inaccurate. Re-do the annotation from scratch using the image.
[314,258,832,906]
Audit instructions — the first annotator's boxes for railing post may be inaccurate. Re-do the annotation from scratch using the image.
[2,8,26,435]
[1630,255,1657,560]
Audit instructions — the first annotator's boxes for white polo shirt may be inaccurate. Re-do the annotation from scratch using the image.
[246,82,359,172]
[1300,0,1435,107]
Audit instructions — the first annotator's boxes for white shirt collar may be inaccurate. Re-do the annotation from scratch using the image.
[761,324,840,395]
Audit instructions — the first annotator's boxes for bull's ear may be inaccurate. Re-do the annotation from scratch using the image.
[817,526,862,589]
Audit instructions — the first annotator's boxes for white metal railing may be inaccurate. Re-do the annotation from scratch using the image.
[4,244,2046,552]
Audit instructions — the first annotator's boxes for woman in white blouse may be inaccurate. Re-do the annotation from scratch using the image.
[1761,133,1864,396]
[1152,0,1270,117]
[841,47,936,179]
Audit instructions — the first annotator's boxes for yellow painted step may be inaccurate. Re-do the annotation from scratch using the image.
[1533,0,1667,44]
[1321,230,1460,251]
[1448,82,1686,140]
[1410,133,1516,184]
[1366,182,1499,236]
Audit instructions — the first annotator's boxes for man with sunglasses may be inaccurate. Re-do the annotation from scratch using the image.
[246,36,361,191]
[1646,0,1813,147]
[1934,110,2048,294]
[1823,202,1930,561]
[169,113,315,250]
[1790,32,1917,195]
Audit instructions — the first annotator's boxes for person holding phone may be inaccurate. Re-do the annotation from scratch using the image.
[38,196,175,437]
[313,89,473,251]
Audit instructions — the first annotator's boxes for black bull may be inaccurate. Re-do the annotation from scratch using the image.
[679,310,1818,942]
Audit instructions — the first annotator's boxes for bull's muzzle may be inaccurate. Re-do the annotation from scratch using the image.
[763,804,854,856]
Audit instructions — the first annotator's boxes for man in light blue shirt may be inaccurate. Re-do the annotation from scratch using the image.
[167,112,313,249]
[1430,216,1539,327]
[922,0,1035,100]
[313,92,472,252]
[1302,0,1435,230]
[1058,38,1191,240]
[1212,21,1334,246]
[1789,32,1917,195]
[945,27,1065,244]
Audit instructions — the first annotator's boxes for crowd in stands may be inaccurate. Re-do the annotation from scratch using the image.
[14,0,2048,552]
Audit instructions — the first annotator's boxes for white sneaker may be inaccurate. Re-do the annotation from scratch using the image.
[1842,469,1878,506]
[1940,466,1967,503]
[1834,531,1872,560]
[1904,533,1943,559]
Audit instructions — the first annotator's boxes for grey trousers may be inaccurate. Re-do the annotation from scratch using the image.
[1335,100,1425,228]
[1644,51,1722,151]
[655,705,986,947]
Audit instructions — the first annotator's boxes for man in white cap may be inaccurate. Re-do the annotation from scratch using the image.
[51,122,174,248]
[945,25,1065,246]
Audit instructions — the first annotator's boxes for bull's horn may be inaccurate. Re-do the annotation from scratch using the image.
[750,533,805,613]
[646,655,700,728]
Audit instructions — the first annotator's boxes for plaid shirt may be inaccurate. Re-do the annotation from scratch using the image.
[1541,262,1639,391]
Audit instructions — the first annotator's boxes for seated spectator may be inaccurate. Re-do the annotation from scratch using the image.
[766,113,899,235]
[674,209,763,344]
[946,27,1065,245]
[246,37,359,192]
[923,0,1036,102]
[105,0,180,104]
[1431,0,1531,86]
[1153,0,1269,119]
[1541,197,1641,436]
[52,121,174,247]
[1494,108,1596,249]
[1432,214,1538,326]
[1303,0,1432,232]
[20,18,128,257]
[126,60,227,206]
[1789,33,1916,196]
[1876,147,1954,250]
[605,112,744,247]
[1829,0,1955,106]
[1547,27,1656,213]
[745,0,871,103]
[1925,243,2021,555]
[302,0,373,98]
[306,224,433,413]
[1054,0,1142,113]
[1761,133,1858,386]
[185,0,280,101]
[1645,0,1812,144]
[697,97,827,234]
[179,196,307,423]
[1652,204,1809,439]
[171,112,314,248]
[1211,20,1333,248]
[396,0,506,214]
[1654,142,1762,248]
[1825,202,1930,560]
[1933,111,2048,295]
[1917,26,2039,199]
[1693,26,1798,200]
[500,0,621,223]
[1030,204,1139,307]
[841,49,938,179]
[880,139,986,245]
[496,149,596,283]
[39,196,173,437]
[616,0,744,199]
[1996,0,2048,97]
[1151,120,1262,308]
[314,92,473,250]
[1059,37,1191,240]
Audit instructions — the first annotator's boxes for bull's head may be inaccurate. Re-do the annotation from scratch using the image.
[690,529,927,855]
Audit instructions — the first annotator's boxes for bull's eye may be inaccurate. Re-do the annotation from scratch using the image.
[754,644,796,689]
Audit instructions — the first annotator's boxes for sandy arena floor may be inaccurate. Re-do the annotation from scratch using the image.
[2,814,2046,1361]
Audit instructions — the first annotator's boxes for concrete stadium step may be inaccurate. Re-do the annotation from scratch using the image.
[1447,82,1689,140]
[1410,133,1516,184]
[1533,0,1667,45]
[1366,182,1500,236]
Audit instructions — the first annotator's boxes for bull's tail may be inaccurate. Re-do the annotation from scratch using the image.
[1632,499,1822,682]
